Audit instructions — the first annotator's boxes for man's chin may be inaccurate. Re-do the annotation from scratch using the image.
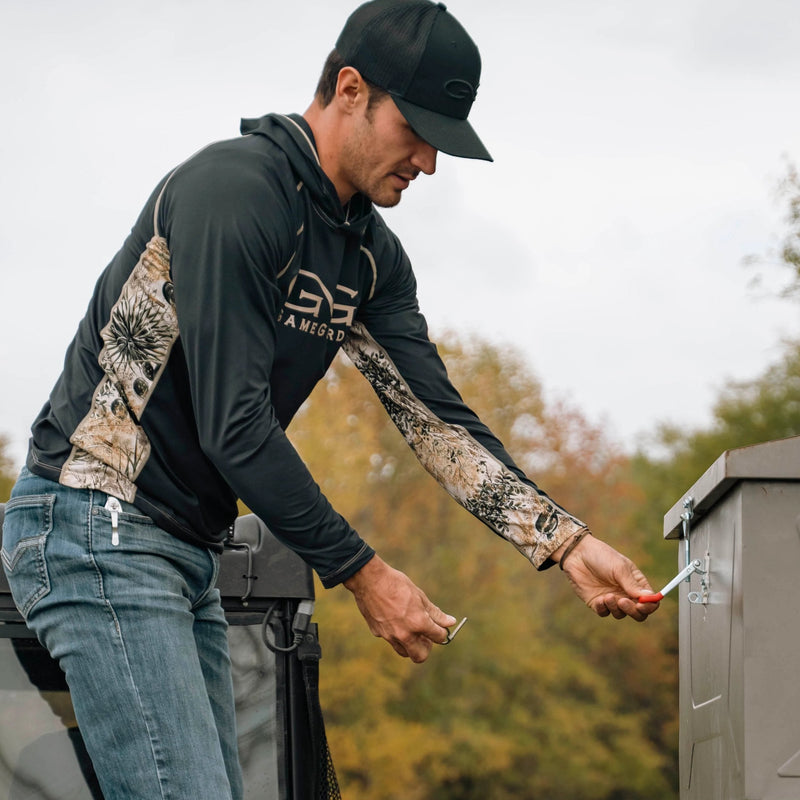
[370,189,404,209]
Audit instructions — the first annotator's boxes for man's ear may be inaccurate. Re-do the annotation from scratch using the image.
[334,66,370,114]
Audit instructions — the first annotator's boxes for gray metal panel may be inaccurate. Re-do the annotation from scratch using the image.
[664,435,800,539]
[676,467,800,800]
[679,485,743,799]
[740,482,800,799]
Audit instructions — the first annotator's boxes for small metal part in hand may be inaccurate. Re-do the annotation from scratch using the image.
[441,617,468,644]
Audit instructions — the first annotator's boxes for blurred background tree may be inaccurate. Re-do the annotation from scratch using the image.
[634,156,800,563]
[631,342,800,540]
[0,436,17,503]
[289,308,800,798]
[776,160,800,295]
[289,337,677,800]
[747,159,800,299]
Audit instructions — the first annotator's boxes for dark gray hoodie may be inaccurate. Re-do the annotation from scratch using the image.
[27,113,585,586]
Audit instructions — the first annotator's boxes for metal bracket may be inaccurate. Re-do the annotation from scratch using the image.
[682,496,695,568]
[223,540,257,604]
[687,552,710,605]
[680,497,710,604]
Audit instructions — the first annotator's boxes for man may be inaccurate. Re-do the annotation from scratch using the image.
[2,1,658,797]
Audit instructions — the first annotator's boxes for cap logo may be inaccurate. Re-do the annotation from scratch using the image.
[444,78,476,101]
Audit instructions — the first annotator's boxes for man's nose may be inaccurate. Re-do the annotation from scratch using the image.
[412,140,438,175]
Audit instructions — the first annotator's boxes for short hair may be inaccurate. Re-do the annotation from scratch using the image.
[314,49,389,111]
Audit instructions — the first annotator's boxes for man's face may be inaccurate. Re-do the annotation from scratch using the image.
[340,94,438,208]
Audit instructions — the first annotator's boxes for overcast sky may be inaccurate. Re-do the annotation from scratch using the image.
[2,0,799,468]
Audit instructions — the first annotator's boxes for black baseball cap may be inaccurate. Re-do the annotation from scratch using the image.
[335,0,492,161]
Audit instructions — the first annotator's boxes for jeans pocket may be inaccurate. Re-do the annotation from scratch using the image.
[1,494,55,619]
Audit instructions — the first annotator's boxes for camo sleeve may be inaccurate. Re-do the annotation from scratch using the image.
[342,320,587,569]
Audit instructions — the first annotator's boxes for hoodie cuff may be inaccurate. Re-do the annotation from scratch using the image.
[319,543,376,589]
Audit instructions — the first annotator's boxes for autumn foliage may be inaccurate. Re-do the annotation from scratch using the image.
[5,331,798,797]
[287,333,678,800]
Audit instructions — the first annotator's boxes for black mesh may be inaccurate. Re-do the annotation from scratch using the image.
[317,735,342,800]
[299,630,342,799]
[336,0,437,94]
[364,3,436,93]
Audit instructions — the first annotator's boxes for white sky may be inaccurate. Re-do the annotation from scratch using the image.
[2,0,799,467]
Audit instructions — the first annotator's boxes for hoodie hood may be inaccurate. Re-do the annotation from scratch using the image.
[240,113,373,236]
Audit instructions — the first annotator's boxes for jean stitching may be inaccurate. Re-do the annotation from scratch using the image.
[85,494,170,799]
[95,508,155,525]
[2,494,56,619]
[193,550,221,609]
[4,493,56,531]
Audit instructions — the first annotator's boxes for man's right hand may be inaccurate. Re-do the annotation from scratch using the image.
[552,532,660,622]
[343,555,457,663]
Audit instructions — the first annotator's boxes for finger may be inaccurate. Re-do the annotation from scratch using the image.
[623,569,655,598]
[618,597,649,622]
[602,594,627,620]
[420,603,457,644]
[423,622,451,646]
[390,641,410,658]
[632,598,660,620]
[385,618,441,659]
[404,635,433,664]
[426,602,457,627]
[422,597,457,626]
[432,627,450,645]
[588,598,611,617]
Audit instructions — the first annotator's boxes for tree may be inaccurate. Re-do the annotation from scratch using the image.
[774,160,800,297]
[287,334,677,800]
[656,155,800,525]
[632,339,800,542]
[0,435,17,503]
[747,158,800,299]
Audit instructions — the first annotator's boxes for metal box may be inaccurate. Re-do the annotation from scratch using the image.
[663,435,800,800]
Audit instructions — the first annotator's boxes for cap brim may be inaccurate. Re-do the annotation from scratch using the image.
[392,96,493,162]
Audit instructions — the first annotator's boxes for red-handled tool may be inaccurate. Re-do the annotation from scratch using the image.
[638,559,702,603]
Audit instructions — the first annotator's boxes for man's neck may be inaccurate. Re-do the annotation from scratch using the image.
[303,101,354,206]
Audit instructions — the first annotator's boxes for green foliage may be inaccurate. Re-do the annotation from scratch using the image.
[8,331,792,797]
[746,158,800,299]
[635,164,800,602]
[776,161,800,296]
[299,330,800,799]
[0,435,17,503]
[631,340,800,552]
[288,335,677,800]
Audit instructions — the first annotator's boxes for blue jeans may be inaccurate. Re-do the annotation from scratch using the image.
[1,467,244,800]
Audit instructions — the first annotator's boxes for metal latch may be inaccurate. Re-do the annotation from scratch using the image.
[681,497,710,604]
[639,496,710,604]
[639,559,703,603]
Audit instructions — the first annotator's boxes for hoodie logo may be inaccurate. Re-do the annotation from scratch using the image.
[279,269,359,343]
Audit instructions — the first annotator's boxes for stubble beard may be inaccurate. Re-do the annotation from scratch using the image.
[341,112,406,208]
[344,149,404,208]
